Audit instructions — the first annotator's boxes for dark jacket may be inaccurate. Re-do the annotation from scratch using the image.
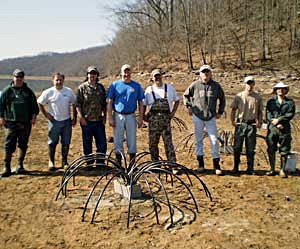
[266,96,295,132]
[0,82,39,122]
[183,79,226,120]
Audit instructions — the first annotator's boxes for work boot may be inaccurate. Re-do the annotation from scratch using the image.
[213,158,223,176]
[232,153,240,174]
[115,153,122,167]
[2,153,12,177]
[48,144,56,171]
[195,155,205,173]
[246,153,255,175]
[266,150,276,176]
[61,144,70,169]
[15,149,27,174]
[279,155,287,178]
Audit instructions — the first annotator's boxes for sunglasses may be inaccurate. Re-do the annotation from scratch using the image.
[201,69,210,73]
[15,75,24,78]
[88,71,98,75]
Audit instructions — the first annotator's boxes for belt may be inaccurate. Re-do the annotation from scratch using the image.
[241,120,255,124]
[115,111,134,115]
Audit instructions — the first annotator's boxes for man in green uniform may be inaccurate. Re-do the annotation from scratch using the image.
[0,69,39,177]
[230,76,263,174]
[266,82,295,178]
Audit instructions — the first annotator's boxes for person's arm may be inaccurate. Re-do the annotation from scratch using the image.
[217,85,226,119]
[276,99,295,123]
[38,103,54,121]
[256,96,263,128]
[183,84,194,116]
[107,98,115,127]
[137,100,144,128]
[71,104,77,126]
[170,100,179,119]
[0,91,6,126]
[75,88,87,126]
[30,91,39,125]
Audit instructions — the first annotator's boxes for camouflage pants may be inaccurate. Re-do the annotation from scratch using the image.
[148,117,176,162]
[233,123,256,169]
[4,121,32,153]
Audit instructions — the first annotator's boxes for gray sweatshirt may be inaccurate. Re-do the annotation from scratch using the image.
[183,79,226,121]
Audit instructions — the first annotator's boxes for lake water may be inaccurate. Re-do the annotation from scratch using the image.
[0,79,80,93]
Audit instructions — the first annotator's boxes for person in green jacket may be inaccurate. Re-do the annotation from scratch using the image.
[0,69,39,177]
[266,82,295,178]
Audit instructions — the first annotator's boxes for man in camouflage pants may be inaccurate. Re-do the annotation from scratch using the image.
[144,69,179,169]
[266,82,295,178]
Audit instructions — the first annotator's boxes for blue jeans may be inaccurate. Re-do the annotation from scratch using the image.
[81,121,107,163]
[48,119,72,146]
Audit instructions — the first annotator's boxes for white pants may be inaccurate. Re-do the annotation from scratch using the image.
[114,113,137,154]
[192,115,220,159]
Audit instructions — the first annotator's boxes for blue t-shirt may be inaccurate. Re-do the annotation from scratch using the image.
[107,80,145,113]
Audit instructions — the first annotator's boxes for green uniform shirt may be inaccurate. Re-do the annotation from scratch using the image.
[0,82,39,122]
[266,96,295,132]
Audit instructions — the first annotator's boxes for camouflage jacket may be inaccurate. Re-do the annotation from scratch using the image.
[76,81,106,121]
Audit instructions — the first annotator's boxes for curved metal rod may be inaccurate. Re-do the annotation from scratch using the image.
[82,169,117,222]
[90,174,117,224]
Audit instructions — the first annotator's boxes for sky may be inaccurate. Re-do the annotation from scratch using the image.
[0,0,120,61]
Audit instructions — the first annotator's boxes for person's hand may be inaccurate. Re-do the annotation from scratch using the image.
[108,116,115,127]
[216,114,222,119]
[137,116,143,128]
[0,118,6,127]
[231,120,237,127]
[170,111,176,119]
[256,119,261,128]
[71,118,77,127]
[103,116,107,125]
[31,116,37,125]
[188,108,192,116]
[46,112,54,121]
[80,117,87,126]
[277,124,284,129]
[272,118,279,126]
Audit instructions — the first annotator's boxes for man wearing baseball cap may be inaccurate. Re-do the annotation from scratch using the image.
[107,64,144,167]
[144,69,179,170]
[0,69,39,177]
[76,66,107,169]
[183,65,226,175]
[266,82,295,178]
[230,76,263,174]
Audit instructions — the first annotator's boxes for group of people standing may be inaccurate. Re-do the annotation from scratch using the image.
[0,65,296,178]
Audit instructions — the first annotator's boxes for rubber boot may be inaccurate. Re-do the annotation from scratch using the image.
[61,144,70,169]
[279,155,287,178]
[232,153,240,174]
[196,155,205,173]
[15,148,27,174]
[2,153,12,177]
[213,158,223,176]
[48,144,56,171]
[116,153,122,167]
[266,149,276,176]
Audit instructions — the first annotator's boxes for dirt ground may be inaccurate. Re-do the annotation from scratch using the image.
[1,72,300,249]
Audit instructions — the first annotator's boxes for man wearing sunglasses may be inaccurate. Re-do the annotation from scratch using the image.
[183,65,226,175]
[0,69,39,177]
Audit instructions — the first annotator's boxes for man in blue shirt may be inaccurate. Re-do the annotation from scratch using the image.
[107,64,144,166]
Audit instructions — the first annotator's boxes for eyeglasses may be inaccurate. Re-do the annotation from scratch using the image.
[201,69,210,73]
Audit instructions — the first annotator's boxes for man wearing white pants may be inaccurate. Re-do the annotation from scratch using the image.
[183,65,226,175]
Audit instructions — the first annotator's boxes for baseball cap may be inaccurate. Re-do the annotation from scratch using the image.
[151,68,162,77]
[199,65,212,72]
[13,69,25,77]
[87,65,99,74]
[121,64,131,73]
[244,76,255,84]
